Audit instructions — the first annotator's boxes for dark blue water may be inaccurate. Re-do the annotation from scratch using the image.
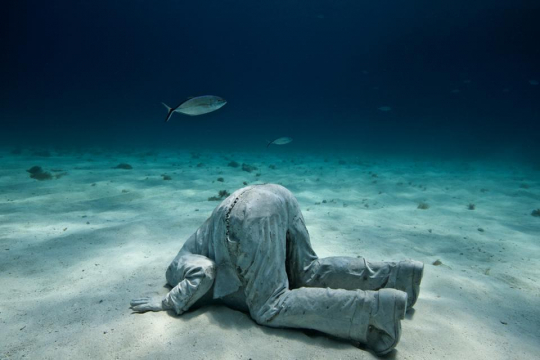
[3,1,540,160]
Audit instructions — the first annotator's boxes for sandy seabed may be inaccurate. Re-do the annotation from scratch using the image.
[1,147,539,359]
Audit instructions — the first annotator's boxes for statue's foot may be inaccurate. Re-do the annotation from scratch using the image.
[392,260,424,310]
[366,288,407,355]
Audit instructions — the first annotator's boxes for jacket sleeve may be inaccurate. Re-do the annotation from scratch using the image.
[162,254,216,315]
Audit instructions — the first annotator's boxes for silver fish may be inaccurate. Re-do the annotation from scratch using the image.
[267,137,292,148]
[377,106,392,112]
[162,95,227,122]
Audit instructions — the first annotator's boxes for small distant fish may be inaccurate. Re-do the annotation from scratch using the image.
[162,95,227,122]
[463,80,472,84]
[529,80,539,86]
[267,137,292,148]
[451,89,460,93]
[377,106,392,112]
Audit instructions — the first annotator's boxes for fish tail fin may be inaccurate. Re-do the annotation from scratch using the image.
[162,103,174,122]
[266,140,272,148]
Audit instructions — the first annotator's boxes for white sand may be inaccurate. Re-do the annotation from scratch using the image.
[1,148,539,359]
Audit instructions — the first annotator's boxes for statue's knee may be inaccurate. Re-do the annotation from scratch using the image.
[250,311,270,326]
[248,298,285,326]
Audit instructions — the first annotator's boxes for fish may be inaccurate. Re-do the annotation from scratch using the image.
[162,95,227,122]
[267,137,292,148]
[529,80,539,86]
[377,106,392,112]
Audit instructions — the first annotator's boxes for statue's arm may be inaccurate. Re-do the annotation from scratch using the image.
[161,259,216,315]
[130,254,216,315]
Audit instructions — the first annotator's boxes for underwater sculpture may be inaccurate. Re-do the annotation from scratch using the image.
[130,184,424,355]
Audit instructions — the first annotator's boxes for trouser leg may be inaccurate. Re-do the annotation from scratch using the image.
[283,204,396,291]
[284,205,422,308]
[266,286,375,343]
[304,256,397,291]
[228,212,372,344]
[302,257,423,309]
[227,189,407,354]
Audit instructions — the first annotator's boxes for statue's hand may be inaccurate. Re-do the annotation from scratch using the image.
[130,297,164,313]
